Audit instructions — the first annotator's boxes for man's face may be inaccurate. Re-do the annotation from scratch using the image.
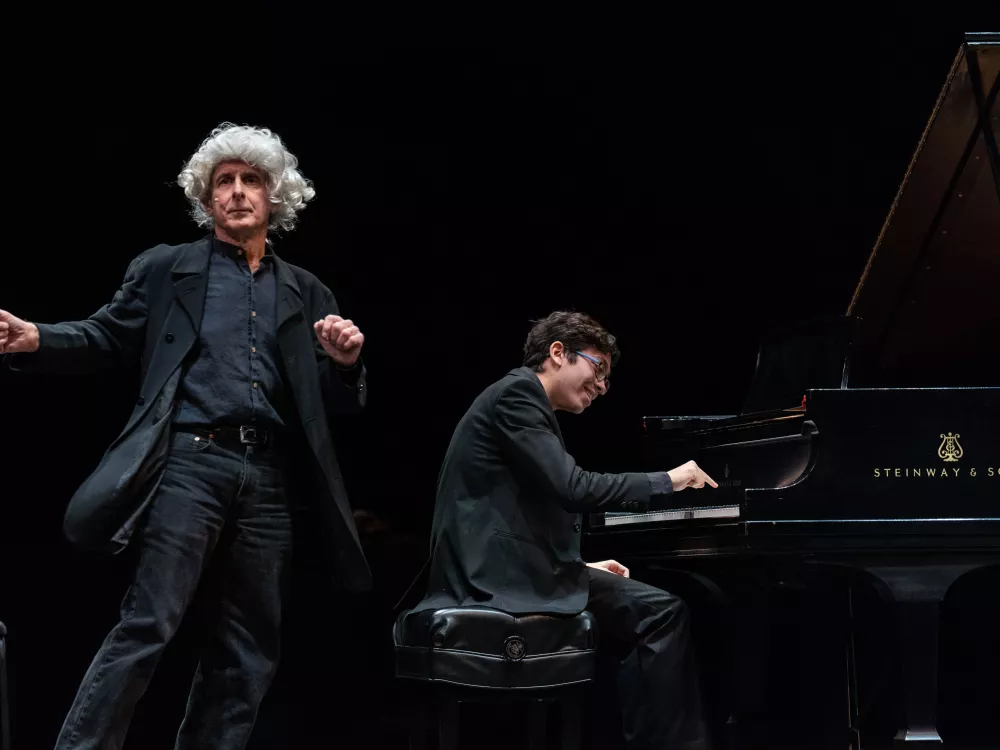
[206,160,271,237]
[549,344,610,413]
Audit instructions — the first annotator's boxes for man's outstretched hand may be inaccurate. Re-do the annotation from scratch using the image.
[0,310,39,354]
[313,315,364,368]
[668,460,718,491]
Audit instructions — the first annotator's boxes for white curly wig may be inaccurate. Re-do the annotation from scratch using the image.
[177,122,316,232]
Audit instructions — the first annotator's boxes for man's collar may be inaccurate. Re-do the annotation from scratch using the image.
[212,234,275,261]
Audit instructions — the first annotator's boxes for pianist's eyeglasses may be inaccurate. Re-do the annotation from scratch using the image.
[575,351,611,387]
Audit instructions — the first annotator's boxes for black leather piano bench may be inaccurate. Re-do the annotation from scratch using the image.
[0,620,9,750]
[393,607,597,750]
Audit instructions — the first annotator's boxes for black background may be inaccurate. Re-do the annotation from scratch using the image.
[1,7,996,749]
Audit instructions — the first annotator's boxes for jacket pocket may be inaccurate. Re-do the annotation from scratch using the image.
[494,529,541,546]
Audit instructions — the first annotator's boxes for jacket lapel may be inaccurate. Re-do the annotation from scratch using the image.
[274,255,305,331]
[170,236,213,330]
[274,257,315,424]
[125,238,212,433]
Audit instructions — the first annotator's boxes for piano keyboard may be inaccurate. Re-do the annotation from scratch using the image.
[602,504,741,527]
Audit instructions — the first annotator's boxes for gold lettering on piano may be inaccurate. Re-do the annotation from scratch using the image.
[938,432,963,462]
[873,467,983,479]
[872,435,994,479]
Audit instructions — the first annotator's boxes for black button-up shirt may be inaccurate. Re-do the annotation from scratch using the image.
[173,237,287,430]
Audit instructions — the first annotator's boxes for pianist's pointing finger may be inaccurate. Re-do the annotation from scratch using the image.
[703,472,719,489]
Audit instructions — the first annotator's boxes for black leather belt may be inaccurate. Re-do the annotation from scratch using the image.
[180,425,277,448]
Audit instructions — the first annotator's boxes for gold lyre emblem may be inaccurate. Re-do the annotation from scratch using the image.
[937,432,963,463]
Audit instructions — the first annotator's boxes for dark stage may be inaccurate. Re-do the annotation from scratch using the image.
[1,10,997,750]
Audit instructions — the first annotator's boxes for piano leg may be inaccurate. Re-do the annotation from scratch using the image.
[845,586,861,750]
[865,564,977,748]
[891,596,943,747]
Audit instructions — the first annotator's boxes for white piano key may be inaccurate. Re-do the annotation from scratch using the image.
[603,504,741,526]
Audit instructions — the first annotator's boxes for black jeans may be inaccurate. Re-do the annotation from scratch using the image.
[587,568,709,750]
[55,430,293,750]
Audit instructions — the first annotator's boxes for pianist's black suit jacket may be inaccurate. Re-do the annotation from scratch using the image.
[415,366,667,616]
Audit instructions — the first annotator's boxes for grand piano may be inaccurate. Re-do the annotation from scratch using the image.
[585,32,999,749]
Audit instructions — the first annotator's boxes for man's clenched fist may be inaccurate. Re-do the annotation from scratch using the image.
[313,314,364,367]
[0,309,39,354]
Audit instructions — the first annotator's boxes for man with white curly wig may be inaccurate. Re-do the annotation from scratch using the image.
[1,123,372,748]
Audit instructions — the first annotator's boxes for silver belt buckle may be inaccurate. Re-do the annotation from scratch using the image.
[239,425,260,444]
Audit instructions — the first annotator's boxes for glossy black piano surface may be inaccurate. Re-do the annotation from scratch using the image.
[596,387,999,535]
[585,32,999,749]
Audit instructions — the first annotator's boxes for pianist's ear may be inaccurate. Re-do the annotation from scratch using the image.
[547,341,568,368]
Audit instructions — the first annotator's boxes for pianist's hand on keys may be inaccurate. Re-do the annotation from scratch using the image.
[667,460,718,491]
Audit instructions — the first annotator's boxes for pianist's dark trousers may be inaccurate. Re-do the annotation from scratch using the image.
[588,567,709,750]
[54,429,293,750]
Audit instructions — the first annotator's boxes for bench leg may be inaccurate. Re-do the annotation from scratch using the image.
[560,695,582,750]
[529,698,549,750]
[437,693,460,750]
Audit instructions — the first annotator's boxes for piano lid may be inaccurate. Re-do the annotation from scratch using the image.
[847,32,1000,387]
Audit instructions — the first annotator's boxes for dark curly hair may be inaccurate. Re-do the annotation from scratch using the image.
[522,310,620,372]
